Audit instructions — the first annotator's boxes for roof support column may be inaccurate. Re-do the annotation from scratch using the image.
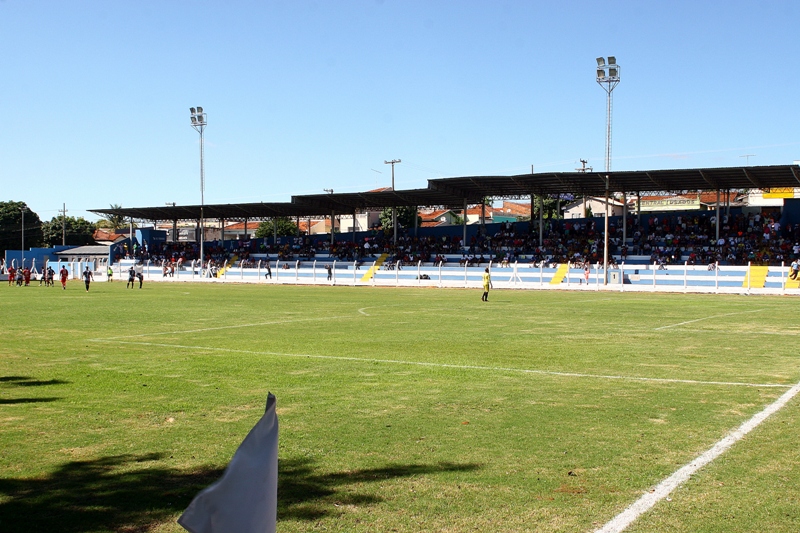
[462,198,467,252]
[172,219,177,243]
[244,218,248,240]
[413,206,418,237]
[538,194,543,247]
[716,189,721,243]
[352,209,357,243]
[622,191,627,249]
[637,192,641,228]
[221,218,225,243]
[481,202,486,234]
[726,189,731,217]
[603,176,610,285]
[331,210,335,246]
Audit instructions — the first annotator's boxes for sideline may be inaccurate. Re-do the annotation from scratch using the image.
[593,380,800,533]
[654,308,765,330]
[87,339,790,389]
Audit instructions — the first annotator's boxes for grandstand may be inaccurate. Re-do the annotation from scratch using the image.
[31,163,795,294]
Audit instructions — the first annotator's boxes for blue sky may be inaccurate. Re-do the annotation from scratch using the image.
[2,1,800,222]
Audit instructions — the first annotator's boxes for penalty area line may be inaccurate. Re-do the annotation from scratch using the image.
[98,314,358,340]
[654,308,765,330]
[87,339,790,389]
[593,379,800,533]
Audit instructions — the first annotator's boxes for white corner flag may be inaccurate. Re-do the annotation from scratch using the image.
[178,393,279,533]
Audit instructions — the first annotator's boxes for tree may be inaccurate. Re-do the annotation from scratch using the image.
[0,201,43,256]
[379,206,421,234]
[95,204,127,230]
[531,195,562,220]
[41,216,96,247]
[255,217,299,239]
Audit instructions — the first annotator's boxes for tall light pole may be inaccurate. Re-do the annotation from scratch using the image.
[384,159,401,244]
[596,56,620,285]
[190,107,207,272]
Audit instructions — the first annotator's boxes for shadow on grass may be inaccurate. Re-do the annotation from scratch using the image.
[0,376,69,405]
[278,457,482,521]
[1,376,70,386]
[0,397,61,405]
[0,453,223,533]
[0,453,481,531]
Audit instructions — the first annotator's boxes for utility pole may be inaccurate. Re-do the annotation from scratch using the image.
[59,203,68,246]
[20,207,25,269]
[384,159,401,244]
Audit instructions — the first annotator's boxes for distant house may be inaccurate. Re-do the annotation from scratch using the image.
[419,208,460,228]
[92,229,126,245]
[54,245,113,266]
[223,221,257,240]
[500,201,531,220]
[563,197,626,219]
[338,187,389,232]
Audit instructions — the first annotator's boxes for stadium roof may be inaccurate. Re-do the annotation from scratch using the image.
[90,164,800,222]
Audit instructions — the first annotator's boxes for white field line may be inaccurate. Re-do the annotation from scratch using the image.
[654,309,765,330]
[87,339,789,389]
[594,379,800,533]
[99,315,356,340]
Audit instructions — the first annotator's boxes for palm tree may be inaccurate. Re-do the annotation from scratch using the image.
[96,204,127,230]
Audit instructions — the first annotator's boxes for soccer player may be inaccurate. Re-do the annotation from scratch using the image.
[481,267,492,302]
[82,267,94,292]
[59,266,69,290]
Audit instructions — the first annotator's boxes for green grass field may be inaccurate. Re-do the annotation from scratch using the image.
[1,281,799,532]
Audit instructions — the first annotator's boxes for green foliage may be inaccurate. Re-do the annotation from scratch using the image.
[379,206,421,234]
[41,216,97,247]
[255,217,299,238]
[95,204,127,230]
[0,201,43,254]
[532,194,562,220]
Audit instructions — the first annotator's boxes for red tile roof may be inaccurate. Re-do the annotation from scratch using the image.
[420,209,452,222]
[92,229,125,242]
[502,201,531,216]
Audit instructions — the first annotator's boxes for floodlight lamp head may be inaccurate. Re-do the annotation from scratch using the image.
[196,106,203,114]
[190,107,196,114]
[608,56,617,66]
[609,67,618,77]
[596,57,605,67]
[597,69,606,79]
[191,116,198,125]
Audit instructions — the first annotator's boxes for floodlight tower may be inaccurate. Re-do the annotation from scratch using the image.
[190,107,207,272]
[596,57,620,285]
[384,159,401,244]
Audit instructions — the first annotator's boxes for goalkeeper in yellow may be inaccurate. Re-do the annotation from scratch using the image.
[481,267,492,302]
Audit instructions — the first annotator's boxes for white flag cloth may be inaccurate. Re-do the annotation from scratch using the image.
[178,393,279,533]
